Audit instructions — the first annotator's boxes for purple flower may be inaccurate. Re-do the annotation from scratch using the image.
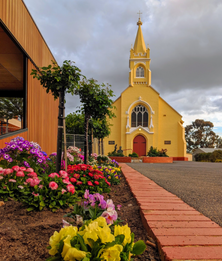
[3,154,10,160]
[8,157,13,163]
[24,161,30,167]
[37,158,43,163]
[84,189,89,199]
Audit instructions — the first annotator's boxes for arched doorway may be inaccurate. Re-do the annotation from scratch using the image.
[133,135,146,156]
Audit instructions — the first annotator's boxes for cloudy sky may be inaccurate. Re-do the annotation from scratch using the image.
[23,0,222,136]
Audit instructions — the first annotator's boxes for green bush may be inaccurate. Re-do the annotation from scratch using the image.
[147,146,169,157]
[195,150,222,162]
[129,152,139,157]
[108,151,124,157]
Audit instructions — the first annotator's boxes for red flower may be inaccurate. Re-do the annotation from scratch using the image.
[88,172,93,177]
[94,181,99,185]
[70,178,77,183]
[106,181,111,186]
[87,181,94,186]
[76,181,83,185]
[66,184,75,194]
[74,173,80,179]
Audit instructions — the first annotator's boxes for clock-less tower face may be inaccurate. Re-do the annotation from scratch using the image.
[128,18,151,87]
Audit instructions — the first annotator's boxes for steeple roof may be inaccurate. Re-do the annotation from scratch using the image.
[133,18,146,54]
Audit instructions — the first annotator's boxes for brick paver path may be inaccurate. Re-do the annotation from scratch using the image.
[120,162,222,260]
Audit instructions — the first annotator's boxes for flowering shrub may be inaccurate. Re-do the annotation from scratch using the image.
[67,164,111,195]
[64,190,121,226]
[0,136,55,175]
[47,217,146,261]
[94,165,121,185]
[0,167,78,211]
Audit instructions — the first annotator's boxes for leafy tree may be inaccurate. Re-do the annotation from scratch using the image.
[65,112,84,134]
[75,78,115,163]
[0,98,23,133]
[31,60,82,172]
[185,119,221,152]
[93,118,111,155]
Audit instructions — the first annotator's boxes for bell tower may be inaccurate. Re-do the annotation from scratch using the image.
[129,16,151,87]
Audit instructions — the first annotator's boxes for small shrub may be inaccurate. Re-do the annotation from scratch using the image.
[129,152,139,158]
[147,146,169,157]
[108,151,124,157]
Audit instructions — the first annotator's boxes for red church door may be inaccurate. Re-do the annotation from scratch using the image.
[133,135,146,156]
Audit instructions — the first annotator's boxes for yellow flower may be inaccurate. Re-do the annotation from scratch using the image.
[63,247,87,261]
[97,226,115,243]
[114,224,131,246]
[95,216,108,227]
[108,176,111,179]
[100,245,123,261]
[49,226,78,256]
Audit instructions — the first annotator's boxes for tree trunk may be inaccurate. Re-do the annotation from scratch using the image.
[101,138,104,155]
[98,139,101,155]
[6,119,8,134]
[63,107,67,172]
[89,127,92,157]
[56,89,65,173]
[84,113,89,164]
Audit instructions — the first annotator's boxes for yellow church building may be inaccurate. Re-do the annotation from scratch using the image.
[103,18,187,159]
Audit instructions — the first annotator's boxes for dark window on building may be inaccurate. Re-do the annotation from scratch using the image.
[108,141,115,145]
[164,140,171,145]
[131,105,148,127]
[136,66,144,77]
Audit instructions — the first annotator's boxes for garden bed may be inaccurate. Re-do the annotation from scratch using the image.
[109,156,132,163]
[0,175,161,261]
[143,157,173,163]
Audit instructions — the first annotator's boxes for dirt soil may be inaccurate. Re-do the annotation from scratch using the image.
[0,175,161,261]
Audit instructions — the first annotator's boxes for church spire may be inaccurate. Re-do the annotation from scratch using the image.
[133,17,146,54]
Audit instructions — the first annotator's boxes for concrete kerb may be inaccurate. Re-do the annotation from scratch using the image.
[119,163,222,261]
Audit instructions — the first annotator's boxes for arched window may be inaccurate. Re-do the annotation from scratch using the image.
[131,105,148,127]
[136,66,144,77]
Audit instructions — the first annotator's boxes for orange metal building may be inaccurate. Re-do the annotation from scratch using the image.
[0,0,59,154]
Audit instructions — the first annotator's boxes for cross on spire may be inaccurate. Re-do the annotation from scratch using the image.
[137,10,142,19]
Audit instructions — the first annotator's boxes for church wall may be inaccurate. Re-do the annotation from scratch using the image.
[158,98,183,157]
[104,97,121,155]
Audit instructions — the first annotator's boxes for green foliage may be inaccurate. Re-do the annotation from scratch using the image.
[31,60,82,99]
[0,97,23,121]
[65,112,85,134]
[195,150,222,162]
[147,146,169,157]
[108,151,124,157]
[128,152,139,158]
[185,119,222,153]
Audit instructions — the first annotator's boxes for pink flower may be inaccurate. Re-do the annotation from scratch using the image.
[19,167,26,171]
[117,205,122,211]
[18,185,24,189]
[59,170,68,178]
[4,169,13,175]
[39,185,43,189]
[84,189,89,199]
[23,182,27,185]
[32,192,39,197]
[9,179,16,183]
[12,166,20,172]
[62,219,70,227]
[76,181,82,185]
[101,208,118,225]
[94,181,99,185]
[27,172,37,178]
[66,184,75,194]
[16,171,25,177]
[49,181,58,190]
[63,178,71,184]
[106,199,115,210]
[26,168,34,173]
[61,189,67,194]
[0,176,3,180]
[70,178,77,183]
[26,178,40,187]
[48,173,59,178]
[87,181,94,186]
[73,174,80,179]
[0,169,4,175]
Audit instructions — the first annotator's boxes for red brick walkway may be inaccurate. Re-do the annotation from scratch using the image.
[120,163,222,260]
